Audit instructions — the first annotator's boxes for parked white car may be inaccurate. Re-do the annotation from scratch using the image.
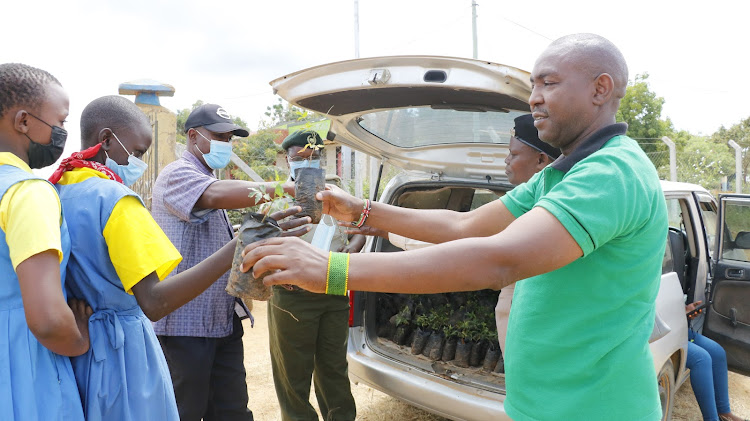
[270,56,750,421]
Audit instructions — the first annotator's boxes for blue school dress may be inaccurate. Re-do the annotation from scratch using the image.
[0,165,83,421]
[57,175,179,421]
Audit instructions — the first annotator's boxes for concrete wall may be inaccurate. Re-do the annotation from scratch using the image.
[129,103,178,209]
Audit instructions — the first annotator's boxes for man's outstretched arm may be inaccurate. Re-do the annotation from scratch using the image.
[242,206,582,294]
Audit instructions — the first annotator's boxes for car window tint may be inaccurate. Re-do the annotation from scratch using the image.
[698,199,718,258]
[666,199,684,230]
[721,200,750,262]
[359,107,526,148]
[663,235,674,275]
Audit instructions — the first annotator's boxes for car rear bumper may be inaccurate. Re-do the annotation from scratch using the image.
[347,326,509,421]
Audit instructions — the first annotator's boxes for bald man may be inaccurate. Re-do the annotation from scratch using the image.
[244,34,667,421]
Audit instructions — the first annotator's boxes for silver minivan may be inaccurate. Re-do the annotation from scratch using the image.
[270,56,750,421]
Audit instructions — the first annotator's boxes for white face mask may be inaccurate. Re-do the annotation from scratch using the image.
[310,214,337,251]
[288,158,321,180]
[104,130,148,186]
[194,129,233,169]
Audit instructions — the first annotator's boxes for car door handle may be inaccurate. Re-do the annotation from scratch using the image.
[726,268,745,279]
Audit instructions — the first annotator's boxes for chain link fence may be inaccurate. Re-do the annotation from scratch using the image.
[638,137,746,194]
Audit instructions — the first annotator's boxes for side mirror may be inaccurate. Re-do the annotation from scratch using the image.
[735,231,750,249]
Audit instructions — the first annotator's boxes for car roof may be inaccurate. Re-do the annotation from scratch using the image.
[660,180,711,195]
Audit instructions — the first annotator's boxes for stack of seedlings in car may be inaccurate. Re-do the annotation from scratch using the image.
[376,290,503,372]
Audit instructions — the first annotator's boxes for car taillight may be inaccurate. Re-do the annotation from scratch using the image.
[348,290,355,327]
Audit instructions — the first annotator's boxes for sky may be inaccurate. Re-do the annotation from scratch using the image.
[2,0,747,169]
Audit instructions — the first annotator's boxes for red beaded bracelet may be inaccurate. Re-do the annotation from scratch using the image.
[352,199,371,228]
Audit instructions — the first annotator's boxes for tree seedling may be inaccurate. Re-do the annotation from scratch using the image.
[247,170,293,222]
[300,132,325,162]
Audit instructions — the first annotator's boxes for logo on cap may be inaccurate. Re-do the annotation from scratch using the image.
[216,107,231,120]
[510,128,516,137]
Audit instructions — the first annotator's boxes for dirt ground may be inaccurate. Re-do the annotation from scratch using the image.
[243,304,750,421]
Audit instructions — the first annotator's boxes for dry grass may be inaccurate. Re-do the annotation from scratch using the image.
[244,304,749,420]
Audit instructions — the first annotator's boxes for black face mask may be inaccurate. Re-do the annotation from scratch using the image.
[25,112,67,169]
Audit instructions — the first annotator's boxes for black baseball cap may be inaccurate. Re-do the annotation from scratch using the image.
[184,103,249,137]
[511,114,561,159]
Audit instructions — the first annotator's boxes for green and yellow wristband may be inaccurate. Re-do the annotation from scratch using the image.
[325,251,349,296]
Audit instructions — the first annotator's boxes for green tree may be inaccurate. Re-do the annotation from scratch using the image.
[229,129,285,181]
[710,117,750,189]
[674,135,735,191]
[616,73,674,152]
[264,98,305,127]
[262,97,326,128]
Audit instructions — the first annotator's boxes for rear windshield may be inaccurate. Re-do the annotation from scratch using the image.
[359,107,527,148]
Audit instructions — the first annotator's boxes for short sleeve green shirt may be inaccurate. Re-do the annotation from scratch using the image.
[500,124,667,421]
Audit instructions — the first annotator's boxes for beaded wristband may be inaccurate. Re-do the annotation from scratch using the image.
[352,199,371,228]
[325,252,349,296]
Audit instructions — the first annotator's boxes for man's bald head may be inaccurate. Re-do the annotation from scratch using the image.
[529,34,629,152]
[546,33,628,100]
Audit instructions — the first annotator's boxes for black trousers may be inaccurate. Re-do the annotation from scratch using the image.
[158,314,253,421]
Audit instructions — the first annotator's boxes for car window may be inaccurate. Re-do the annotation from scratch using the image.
[470,189,504,210]
[666,199,684,230]
[698,198,718,258]
[666,197,698,258]
[662,235,674,275]
[359,107,526,148]
[721,200,750,262]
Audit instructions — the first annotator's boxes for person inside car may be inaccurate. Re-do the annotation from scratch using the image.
[685,301,748,421]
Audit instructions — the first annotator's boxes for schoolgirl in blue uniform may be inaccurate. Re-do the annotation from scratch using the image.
[0,63,90,421]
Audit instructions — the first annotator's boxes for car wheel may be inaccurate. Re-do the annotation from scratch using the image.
[658,360,675,421]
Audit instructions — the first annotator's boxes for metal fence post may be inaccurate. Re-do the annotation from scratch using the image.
[661,136,677,182]
[727,139,743,193]
[229,152,265,182]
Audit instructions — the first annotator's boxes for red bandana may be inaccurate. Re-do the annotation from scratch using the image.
[48,143,122,185]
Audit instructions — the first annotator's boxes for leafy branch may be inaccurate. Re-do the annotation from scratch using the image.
[247,170,293,222]
[394,306,411,327]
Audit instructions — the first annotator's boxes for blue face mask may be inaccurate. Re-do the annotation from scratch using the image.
[194,130,232,169]
[288,158,321,180]
[105,131,148,186]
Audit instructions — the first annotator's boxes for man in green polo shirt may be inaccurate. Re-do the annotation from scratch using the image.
[243,33,667,421]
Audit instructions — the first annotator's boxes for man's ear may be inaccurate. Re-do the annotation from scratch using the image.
[186,128,196,144]
[592,73,614,106]
[13,110,30,134]
[99,128,113,150]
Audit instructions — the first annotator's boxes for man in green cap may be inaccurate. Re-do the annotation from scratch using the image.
[268,130,362,421]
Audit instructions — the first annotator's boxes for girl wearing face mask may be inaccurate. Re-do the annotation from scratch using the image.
[0,63,90,421]
[47,96,308,421]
